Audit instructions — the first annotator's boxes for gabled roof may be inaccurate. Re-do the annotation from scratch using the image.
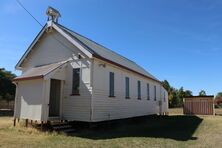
[15,24,48,70]
[16,21,160,83]
[14,60,68,81]
[56,23,158,81]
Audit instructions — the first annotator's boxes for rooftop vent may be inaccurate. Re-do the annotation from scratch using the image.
[46,6,61,23]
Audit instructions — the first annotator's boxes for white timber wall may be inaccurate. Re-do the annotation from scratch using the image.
[62,59,92,122]
[21,29,82,72]
[91,58,168,122]
[18,29,92,122]
[15,79,44,120]
[161,88,169,113]
[42,68,66,121]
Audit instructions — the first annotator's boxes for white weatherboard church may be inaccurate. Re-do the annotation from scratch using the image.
[13,7,168,123]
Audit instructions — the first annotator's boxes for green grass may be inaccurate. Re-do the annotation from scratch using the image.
[1,110,222,148]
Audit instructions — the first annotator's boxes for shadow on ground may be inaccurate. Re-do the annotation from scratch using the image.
[71,115,203,141]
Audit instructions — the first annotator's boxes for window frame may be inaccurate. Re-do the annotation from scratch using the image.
[125,77,130,99]
[109,72,115,97]
[147,83,150,100]
[71,68,80,96]
[137,80,141,100]
[154,85,157,101]
[164,91,166,102]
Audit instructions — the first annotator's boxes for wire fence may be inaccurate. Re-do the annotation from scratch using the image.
[0,100,14,110]
[0,100,14,116]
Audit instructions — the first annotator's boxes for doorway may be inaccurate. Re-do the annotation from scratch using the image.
[49,79,61,117]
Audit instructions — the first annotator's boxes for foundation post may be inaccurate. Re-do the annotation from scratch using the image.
[41,121,43,131]
[25,119,28,127]
[13,118,16,126]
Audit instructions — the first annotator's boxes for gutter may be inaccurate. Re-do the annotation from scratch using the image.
[13,75,44,82]
[92,54,161,84]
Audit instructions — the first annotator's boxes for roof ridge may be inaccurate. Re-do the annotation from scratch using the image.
[55,22,137,64]
[55,22,158,81]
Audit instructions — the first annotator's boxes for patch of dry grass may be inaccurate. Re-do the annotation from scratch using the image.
[0,114,222,148]
[215,108,222,115]
[169,107,184,115]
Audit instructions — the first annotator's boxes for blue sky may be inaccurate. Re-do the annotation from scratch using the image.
[0,0,221,95]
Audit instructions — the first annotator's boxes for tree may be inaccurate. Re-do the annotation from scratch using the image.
[161,80,193,108]
[216,92,222,98]
[177,87,185,106]
[215,92,222,107]
[162,80,171,92]
[0,68,16,105]
[199,90,207,96]
[171,89,180,107]
[184,90,193,97]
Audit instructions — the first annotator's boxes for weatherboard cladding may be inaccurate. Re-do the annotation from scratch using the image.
[55,23,159,82]
[15,24,48,69]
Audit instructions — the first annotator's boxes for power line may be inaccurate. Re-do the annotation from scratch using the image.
[16,0,43,27]
[16,0,77,54]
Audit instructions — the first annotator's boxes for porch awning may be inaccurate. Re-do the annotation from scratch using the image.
[13,61,68,81]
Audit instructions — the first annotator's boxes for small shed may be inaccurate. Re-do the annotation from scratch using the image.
[183,96,214,115]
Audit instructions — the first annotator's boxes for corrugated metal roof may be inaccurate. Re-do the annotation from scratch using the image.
[14,61,67,81]
[56,23,158,81]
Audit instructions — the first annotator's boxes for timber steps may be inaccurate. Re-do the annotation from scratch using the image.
[50,122,76,134]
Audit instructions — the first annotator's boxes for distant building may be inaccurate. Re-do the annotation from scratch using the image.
[183,96,214,115]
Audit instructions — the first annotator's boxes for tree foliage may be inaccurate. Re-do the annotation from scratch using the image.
[216,92,222,98]
[0,68,16,102]
[198,90,207,96]
[162,80,193,108]
[215,92,222,107]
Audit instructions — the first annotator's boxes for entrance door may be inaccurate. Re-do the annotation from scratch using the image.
[49,79,61,117]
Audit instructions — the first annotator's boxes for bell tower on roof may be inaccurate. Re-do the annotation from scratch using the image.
[46,6,61,23]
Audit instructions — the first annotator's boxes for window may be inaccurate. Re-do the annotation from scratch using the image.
[109,72,115,97]
[154,85,157,101]
[147,83,150,100]
[72,68,80,95]
[164,91,166,102]
[137,81,141,99]
[125,77,130,99]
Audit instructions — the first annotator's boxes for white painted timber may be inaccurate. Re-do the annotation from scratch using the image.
[15,79,44,120]
[20,29,86,72]
[91,59,168,122]
[61,60,92,121]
